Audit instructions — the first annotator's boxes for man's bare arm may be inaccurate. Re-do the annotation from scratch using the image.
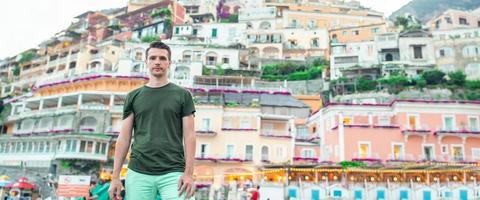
[109,114,134,199]
[182,114,196,176]
[178,114,196,198]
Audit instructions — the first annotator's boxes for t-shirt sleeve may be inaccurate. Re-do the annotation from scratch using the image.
[182,90,196,117]
[123,92,134,120]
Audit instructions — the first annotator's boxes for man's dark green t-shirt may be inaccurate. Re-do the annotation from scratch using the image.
[123,83,195,175]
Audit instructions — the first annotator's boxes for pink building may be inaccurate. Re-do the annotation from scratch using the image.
[308,100,480,164]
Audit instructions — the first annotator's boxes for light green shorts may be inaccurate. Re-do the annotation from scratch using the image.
[125,169,195,200]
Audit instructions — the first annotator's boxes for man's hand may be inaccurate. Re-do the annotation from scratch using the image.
[108,178,124,200]
[177,174,195,199]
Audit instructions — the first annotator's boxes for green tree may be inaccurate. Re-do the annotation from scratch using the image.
[447,71,466,87]
[380,75,409,94]
[12,66,20,76]
[415,77,427,89]
[466,80,480,90]
[215,65,225,75]
[141,35,161,43]
[356,77,377,92]
[422,70,445,85]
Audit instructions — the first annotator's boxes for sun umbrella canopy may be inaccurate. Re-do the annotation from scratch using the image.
[0,180,11,187]
[5,177,36,190]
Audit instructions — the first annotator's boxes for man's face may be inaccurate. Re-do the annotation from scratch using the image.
[146,48,170,78]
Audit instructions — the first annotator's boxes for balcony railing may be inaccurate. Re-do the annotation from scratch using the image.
[196,130,217,136]
[401,124,431,134]
[433,126,480,135]
[260,129,291,138]
[386,154,416,162]
[195,154,247,163]
[352,152,381,162]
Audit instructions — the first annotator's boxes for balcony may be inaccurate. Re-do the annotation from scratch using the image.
[401,125,431,135]
[295,134,320,143]
[372,124,400,129]
[196,130,217,136]
[352,152,381,163]
[386,154,416,163]
[79,126,97,133]
[79,104,109,111]
[293,156,318,163]
[217,154,246,163]
[260,129,291,139]
[195,154,248,163]
[55,152,108,161]
[433,127,480,136]
[221,128,257,132]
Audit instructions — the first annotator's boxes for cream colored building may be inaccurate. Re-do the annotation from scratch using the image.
[427,9,480,31]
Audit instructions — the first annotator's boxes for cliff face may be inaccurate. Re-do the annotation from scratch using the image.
[390,0,480,22]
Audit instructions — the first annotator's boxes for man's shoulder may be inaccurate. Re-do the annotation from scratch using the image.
[168,83,191,94]
[127,86,144,96]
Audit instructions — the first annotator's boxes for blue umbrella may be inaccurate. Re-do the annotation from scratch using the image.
[0,180,11,187]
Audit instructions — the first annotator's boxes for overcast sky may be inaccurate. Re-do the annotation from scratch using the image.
[0,0,411,59]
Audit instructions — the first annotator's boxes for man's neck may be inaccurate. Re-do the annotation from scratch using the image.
[146,76,169,88]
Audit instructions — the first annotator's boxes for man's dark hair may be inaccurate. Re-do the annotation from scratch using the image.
[145,41,171,61]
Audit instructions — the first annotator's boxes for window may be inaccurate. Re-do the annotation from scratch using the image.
[445,17,452,24]
[463,46,480,57]
[201,118,211,131]
[211,28,217,38]
[441,145,448,154]
[413,45,423,59]
[245,145,253,161]
[240,119,250,129]
[21,142,27,153]
[69,62,76,69]
[175,27,180,34]
[392,144,404,160]
[200,144,208,158]
[192,29,198,35]
[95,142,101,154]
[443,116,455,131]
[261,146,269,161]
[472,148,480,160]
[352,30,359,35]
[439,49,445,57]
[226,144,234,159]
[100,143,106,154]
[301,149,315,158]
[27,142,33,152]
[452,146,464,161]
[437,47,453,58]
[276,146,284,157]
[408,115,419,129]
[291,19,298,27]
[86,141,93,153]
[223,118,232,128]
[359,142,370,158]
[135,52,143,61]
[311,38,319,48]
[79,141,86,153]
[342,31,347,36]
[222,57,229,64]
[378,116,390,126]
[469,117,479,131]
[371,27,379,33]
[343,116,352,125]
[459,17,468,25]
[466,63,480,78]
[38,142,45,153]
[45,142,50,152]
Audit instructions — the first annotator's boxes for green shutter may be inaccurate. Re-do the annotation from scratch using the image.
[212,28,217,37]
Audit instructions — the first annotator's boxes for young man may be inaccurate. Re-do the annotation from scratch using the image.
[109,41,196,200]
